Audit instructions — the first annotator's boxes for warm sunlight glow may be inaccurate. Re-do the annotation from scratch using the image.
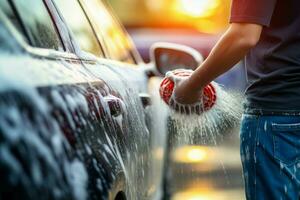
[172,188,245,200]
[187,148,207,162]
[173,146,209,163]
[172,188,212,200]
[173,0,220,18]
[153,147,164,160]
[173,188,213,200]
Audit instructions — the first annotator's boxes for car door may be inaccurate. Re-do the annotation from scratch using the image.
[50,0,161,199]
[0,1,130,200]
[77,0,169,199]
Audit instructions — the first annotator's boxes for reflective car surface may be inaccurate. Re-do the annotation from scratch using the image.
[0,0,169,199]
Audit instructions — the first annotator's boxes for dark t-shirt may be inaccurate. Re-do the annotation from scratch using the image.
[230,0,300,114]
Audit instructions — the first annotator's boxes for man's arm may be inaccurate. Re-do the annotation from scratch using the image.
[174,23,263,104]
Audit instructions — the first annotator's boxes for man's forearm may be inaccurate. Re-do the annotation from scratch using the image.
[187,23,262,90]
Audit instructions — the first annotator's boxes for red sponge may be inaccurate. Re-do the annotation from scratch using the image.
[159,70,216,112]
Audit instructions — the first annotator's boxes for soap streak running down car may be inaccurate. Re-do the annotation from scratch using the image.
[0,0,205,199]
[0,0,161,199]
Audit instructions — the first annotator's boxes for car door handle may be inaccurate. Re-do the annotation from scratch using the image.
[104,95,125,117]
[139,93,152,108]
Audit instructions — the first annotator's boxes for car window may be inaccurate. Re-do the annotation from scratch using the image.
[53,0,103,57]
[0,1,27,42]
[11,0,64,51]
[80,0,136,64]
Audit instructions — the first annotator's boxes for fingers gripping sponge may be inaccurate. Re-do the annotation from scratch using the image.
[159,71,216,112]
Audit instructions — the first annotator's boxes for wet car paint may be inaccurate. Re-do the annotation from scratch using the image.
[0,2,168,200]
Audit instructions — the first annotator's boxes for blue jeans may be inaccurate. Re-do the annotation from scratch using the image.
[240,114,300,200]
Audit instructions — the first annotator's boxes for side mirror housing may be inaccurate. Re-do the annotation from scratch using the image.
[150,42,203,76]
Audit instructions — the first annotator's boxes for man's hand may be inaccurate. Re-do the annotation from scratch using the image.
[172,78,202,104]
[165,23,262,112]
[166,69,203,105]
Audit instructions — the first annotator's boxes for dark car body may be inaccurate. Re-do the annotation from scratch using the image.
[0,0,168,200]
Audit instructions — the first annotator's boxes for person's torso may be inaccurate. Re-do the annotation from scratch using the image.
[245,0,300,114]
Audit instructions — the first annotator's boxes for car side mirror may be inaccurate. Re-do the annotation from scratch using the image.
[150,42,204,76]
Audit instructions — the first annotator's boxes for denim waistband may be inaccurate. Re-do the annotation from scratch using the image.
[244,106,300,116]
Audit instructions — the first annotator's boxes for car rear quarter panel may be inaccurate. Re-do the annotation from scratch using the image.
[0,52,131,200]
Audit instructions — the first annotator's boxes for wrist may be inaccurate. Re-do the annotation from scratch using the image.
[186,77,204,94]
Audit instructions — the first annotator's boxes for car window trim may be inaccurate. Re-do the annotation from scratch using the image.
[100,0,143,64]
[0,6,85,63]
[45,0,83,54]
[9,0,65,51]
[43,0,66,51]
[79,0,111,58]
[50,0,105,60]
[7,0,33,46]
[76,0,106,57]
[1,5,99,71]
[79,0,139,64]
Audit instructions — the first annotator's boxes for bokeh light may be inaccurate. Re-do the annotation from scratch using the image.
[173,146,209,163]
[108,0,232,34]
[172,0,221,18]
